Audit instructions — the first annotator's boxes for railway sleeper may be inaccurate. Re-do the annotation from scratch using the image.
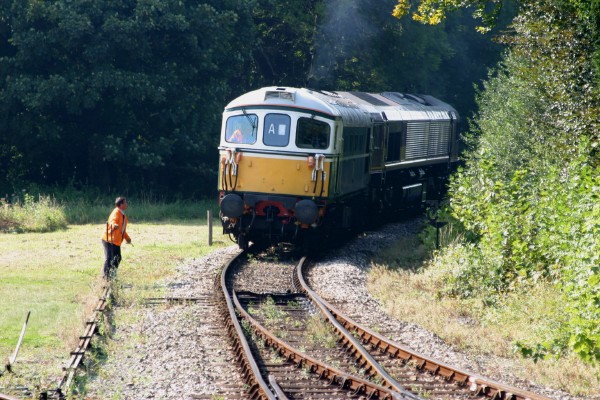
[352,384,366,396]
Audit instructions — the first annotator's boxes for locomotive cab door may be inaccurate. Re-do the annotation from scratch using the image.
[369,123,387,180]
[368,122,387,214]
[369,123,387,173]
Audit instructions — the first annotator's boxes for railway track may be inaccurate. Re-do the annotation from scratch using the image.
[219,251,410,399]
[218,249,553,400]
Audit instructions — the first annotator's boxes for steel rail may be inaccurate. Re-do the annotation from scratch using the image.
[232,289,405,400]
[0,393,20,400]
[52,284,112,398]
[291,257,418,399]
[267,375,287,400]
[218,252,278,400]
[296,257,552,400]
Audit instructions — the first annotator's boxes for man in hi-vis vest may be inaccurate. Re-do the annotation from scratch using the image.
[101,197,132,279]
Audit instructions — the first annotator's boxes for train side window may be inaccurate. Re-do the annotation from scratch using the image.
[225,114,258,144]
[296,118,330,150]
[263,114,291,147]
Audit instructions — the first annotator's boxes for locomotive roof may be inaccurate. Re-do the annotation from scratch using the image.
[224,86,458,126]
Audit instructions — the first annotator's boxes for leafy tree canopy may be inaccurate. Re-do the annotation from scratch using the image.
[392,0,503,32]
[0,0,256,197]
[0,0,508,198]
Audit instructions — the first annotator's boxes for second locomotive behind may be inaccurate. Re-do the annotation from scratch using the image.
[218,87,459,249]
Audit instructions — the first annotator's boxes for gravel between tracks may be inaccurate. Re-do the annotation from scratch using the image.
[84,218,586,400]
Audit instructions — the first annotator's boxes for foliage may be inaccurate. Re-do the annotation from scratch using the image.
[250,0,322,87]
[0,0,255,197]
[393,0,504,32]
[434,0,600,363]
[0,193,67,232]
[306,313,338,348]
[257,296,287,326]
[446,154,600,362]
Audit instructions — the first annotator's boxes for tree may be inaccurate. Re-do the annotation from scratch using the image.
[0,0,256,197]
[393,0,503,32]
[0,0,511,198]
[305,0,509,116]
[443,0,600,362]
[250,0,322,88]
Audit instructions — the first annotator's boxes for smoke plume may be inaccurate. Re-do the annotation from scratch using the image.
[307,0,376,89]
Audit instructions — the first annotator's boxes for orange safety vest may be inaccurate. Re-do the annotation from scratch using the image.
[102,207,130,246]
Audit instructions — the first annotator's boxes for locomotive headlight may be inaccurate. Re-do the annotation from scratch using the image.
[294,199,318,225]
[221,194,244,218]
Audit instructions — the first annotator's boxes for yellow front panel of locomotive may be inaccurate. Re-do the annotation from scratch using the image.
[219,154,330,197]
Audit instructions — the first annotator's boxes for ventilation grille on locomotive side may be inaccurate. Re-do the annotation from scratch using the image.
[405,121,451,160]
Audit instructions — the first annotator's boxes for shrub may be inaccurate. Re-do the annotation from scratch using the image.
[434,0,600,363]
[0,193,67,233]
[440,153,600,362]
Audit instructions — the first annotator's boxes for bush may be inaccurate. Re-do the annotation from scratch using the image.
[0,193,67,233]
[440,153,600,362]
[433,0,600,363]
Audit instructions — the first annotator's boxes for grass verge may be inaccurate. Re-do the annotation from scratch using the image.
[0,194,67,233]
[368,227,600,396]
[2,190,219,229]
[63,198,219,225]
[0,218,228,397]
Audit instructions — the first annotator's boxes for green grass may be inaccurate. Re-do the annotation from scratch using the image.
[3,189,220,227]
[306,314,338,349]
[0,218,229,396]
[63,198,219,224]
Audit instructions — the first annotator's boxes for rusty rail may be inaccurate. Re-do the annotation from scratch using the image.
[217,251,278,400]
[232,289,408,400]
[293,285,418,398]
[295,257,552,400]
[53,284,112,398]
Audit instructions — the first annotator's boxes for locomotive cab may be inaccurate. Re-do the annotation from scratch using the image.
[218,88,339,248]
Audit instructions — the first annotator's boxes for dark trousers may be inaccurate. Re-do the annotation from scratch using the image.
[102,240,122,279]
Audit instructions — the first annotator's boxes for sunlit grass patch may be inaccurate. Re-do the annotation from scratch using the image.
[306,314,338,349]
[375,233,430,271]
[0,219,227,396]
